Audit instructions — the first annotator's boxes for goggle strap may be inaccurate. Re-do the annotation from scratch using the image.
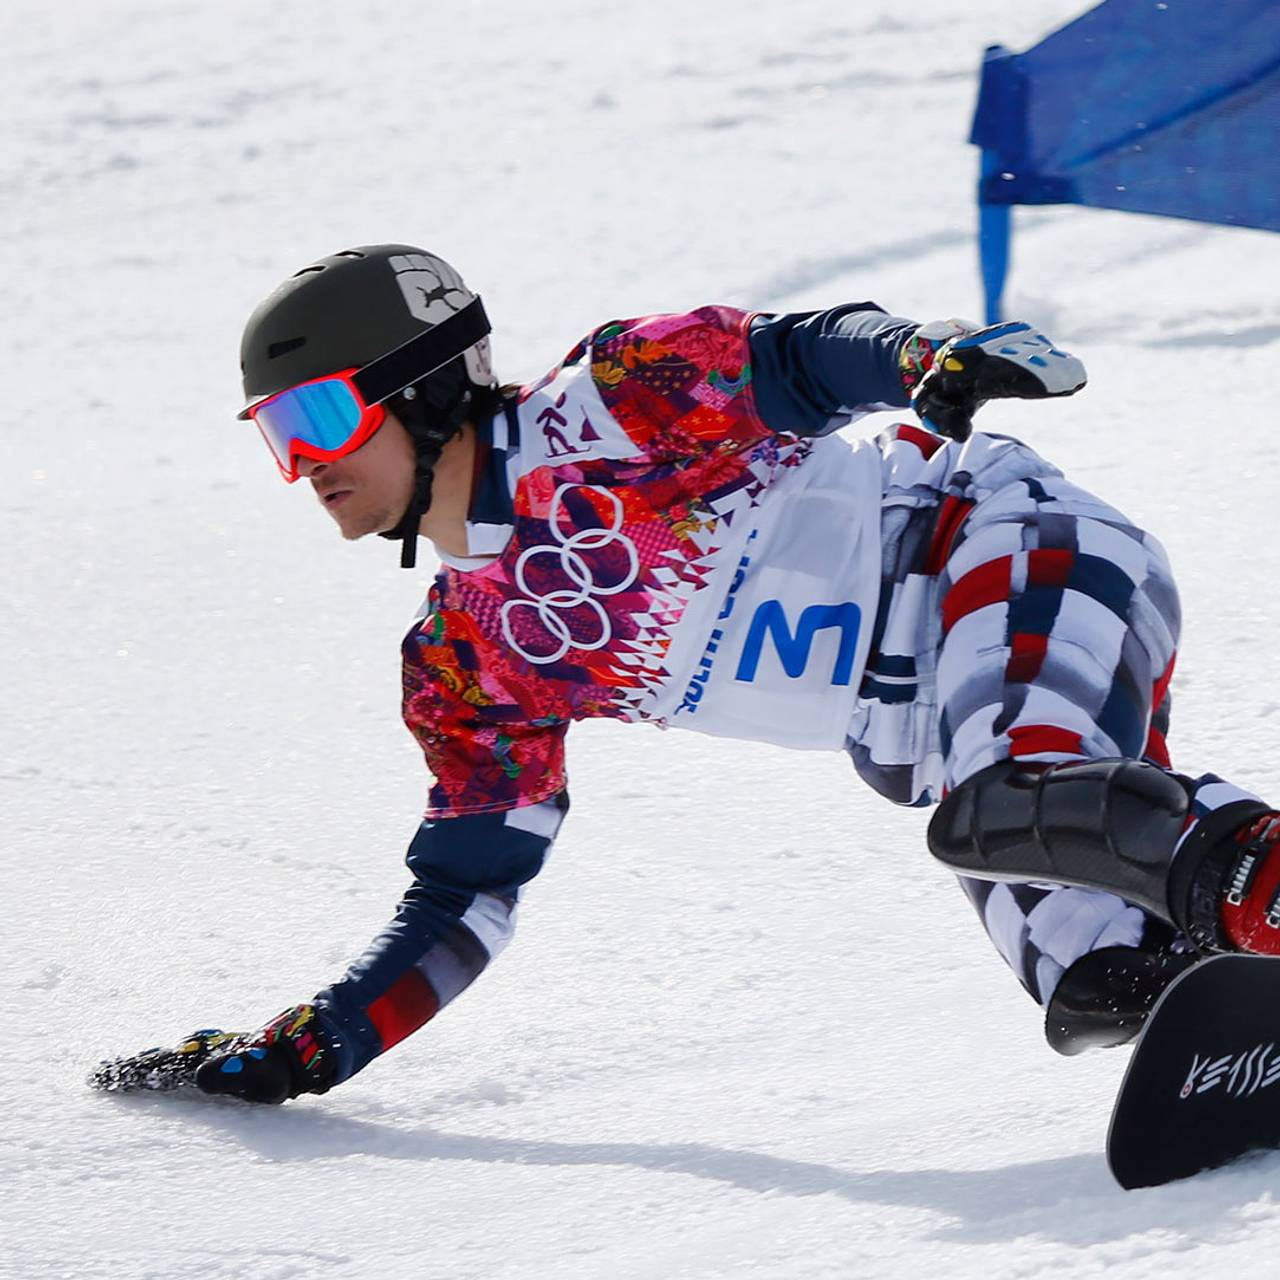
[353,296,491,408]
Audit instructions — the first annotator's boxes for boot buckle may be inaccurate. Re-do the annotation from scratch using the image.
[1226,849,1262,907]
[1266,887,1280,931]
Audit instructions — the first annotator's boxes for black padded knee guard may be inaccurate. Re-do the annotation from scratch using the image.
[929,759,1268,948]
[928,759,1193,921]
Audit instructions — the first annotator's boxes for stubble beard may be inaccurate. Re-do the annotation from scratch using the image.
[335,496,402,541]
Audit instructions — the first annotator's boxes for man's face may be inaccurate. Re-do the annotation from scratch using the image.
[296,410,417,540]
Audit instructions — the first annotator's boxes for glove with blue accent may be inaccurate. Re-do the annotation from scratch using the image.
[900,319,1088,442]
[194,1004,335,1103]
[88,1004,336,1104]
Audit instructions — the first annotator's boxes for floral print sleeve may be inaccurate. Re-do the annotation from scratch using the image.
[402,595,570,818]
[582,306,774,463]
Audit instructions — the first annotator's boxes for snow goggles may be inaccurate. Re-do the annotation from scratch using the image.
[238,296,491,483]
[246,370,385,483]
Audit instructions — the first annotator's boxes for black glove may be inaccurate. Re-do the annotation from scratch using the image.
[89,1004,336,1104]
[194,1005,335,1103]
[902,320,1088,442]
[89,1026,251,1094]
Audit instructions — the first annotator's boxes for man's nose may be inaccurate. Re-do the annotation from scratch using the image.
[296,456,327,480]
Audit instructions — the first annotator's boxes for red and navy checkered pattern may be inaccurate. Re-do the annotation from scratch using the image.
[848,425,1179,802]
[312,793,568,1083]
[846,425,1206,1008]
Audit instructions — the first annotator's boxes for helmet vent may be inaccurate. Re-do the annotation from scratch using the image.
[267,336,307,359]
[336,250,365,259]
[292,265,325,277]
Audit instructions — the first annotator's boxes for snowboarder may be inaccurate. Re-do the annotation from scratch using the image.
[90,244,1280,1104]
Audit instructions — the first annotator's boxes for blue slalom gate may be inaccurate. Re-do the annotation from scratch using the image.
[971,0,1280,322]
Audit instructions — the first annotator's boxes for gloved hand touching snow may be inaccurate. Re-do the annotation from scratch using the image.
[194,1004,335,1103]
[89,1004,336,1104]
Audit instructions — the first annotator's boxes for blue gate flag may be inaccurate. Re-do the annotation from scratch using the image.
[971,0,1280,322]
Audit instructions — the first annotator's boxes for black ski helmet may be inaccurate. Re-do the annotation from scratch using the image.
[239,244,496,568]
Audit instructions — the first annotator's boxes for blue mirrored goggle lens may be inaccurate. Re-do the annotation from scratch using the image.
[255,379,364,466]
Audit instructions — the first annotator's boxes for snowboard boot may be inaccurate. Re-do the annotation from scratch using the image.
[1183,812,1280,956]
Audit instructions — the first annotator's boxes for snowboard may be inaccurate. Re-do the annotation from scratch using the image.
[1107,953,1280,1189]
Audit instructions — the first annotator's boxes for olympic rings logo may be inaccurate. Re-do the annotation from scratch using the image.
[500,485,640,665]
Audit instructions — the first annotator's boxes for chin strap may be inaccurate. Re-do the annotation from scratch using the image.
[377,364,509,570]
[400,528,419,569]
[378,450,437,571]
[386,456,437,570]
[377,367,475,570]
[395,502,422,569]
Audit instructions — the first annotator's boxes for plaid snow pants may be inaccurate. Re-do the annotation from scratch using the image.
[847,427,1258,1010]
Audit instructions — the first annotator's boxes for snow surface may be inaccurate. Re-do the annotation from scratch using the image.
[5,1,1280,1276]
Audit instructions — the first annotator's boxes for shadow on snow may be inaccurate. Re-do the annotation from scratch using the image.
[103,1090,1276,1248]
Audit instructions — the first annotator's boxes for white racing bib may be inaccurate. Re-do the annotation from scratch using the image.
[660,436,883,750]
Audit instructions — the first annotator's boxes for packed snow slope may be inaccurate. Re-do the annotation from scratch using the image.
[5,2,1280,1276]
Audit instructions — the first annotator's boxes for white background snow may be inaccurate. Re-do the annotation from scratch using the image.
[5,1,1280,1276]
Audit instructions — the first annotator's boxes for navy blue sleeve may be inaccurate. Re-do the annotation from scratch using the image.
[312,793,567,1083]
[748,304,919,436]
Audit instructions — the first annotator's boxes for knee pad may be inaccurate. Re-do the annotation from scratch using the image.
[928,759,1195,923]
